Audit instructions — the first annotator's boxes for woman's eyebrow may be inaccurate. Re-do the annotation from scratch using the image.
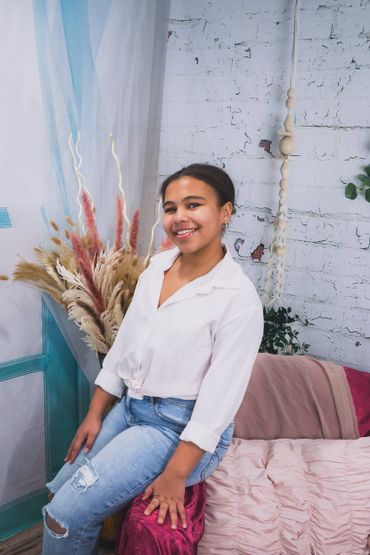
[163,195,206,208]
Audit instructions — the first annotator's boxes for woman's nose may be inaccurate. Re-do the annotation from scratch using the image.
[174,208,188,221]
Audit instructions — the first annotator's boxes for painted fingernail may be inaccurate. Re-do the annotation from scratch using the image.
[144,511,149,515]
[171,524,177,529]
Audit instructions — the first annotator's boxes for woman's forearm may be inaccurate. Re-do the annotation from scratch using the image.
[164,440,206,480]
[88,386,118,419]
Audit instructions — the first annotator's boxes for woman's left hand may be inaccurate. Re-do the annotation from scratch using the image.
[142,471,187,530]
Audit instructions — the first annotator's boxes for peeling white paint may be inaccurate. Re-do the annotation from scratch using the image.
[157,0,370,371]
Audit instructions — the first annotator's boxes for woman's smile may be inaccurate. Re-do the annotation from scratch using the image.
[173,227,199,239]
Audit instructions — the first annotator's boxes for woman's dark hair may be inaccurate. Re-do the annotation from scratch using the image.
[160,163,236,215]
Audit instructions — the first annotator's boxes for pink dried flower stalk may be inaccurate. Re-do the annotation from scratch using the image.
[159,235,174,251]
[129,209,140,254]
[114,195,124,252]
[70,232,104,313]
[81,191,101,261]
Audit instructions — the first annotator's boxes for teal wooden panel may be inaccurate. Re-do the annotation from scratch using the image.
[0,490,48,539]
[0,207,12,228]
[0,299,90,540]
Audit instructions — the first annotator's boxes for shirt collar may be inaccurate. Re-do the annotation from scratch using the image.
[149,243,242,291]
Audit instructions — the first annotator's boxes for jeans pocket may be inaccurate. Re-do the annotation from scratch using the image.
[199,451,219,481]
[218,421,235,449]
[153,398,195,428]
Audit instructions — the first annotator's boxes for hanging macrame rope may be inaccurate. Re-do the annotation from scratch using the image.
[262,0,300,308]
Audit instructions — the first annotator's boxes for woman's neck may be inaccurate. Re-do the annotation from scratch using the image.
[176,243,226,280]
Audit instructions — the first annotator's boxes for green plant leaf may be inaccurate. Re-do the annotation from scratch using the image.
[260,305,312,356]
[365,188,370,203]
[364,165,370,178]
[345,183,357,200]
[357,174,370,187]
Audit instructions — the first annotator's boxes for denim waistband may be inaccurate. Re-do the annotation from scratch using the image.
[138,395,197,406]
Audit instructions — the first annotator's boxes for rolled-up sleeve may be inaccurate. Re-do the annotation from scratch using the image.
[94,355,125,398]
[179,289,263,453]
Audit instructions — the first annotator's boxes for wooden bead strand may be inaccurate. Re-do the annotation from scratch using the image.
[262,0,300,308]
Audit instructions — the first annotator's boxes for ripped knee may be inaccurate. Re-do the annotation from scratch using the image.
[47,514,66,535]
[43,507,69,539]
[71,459,99,492]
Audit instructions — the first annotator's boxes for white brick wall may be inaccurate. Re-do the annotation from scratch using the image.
[157,0,370,371]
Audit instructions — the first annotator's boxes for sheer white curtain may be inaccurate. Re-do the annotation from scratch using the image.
[33,0,169,235]
[32,0,170,379]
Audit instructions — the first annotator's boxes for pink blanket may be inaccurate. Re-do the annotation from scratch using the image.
[234,353,359,440]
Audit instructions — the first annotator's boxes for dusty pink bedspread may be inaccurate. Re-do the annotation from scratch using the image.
[197,437,370,555]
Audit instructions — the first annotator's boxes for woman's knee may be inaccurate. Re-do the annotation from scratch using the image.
[43,506,69,539]
[44,460,100,528]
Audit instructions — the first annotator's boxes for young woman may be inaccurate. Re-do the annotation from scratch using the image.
[42,163,264,555]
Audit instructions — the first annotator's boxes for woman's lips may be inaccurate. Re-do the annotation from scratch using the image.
[173,228,198,239]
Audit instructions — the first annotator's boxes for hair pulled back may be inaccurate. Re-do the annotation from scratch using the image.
[160,163,236,215]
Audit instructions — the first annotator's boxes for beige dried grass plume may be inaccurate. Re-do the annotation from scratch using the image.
[13,202,146,354]
[12,135,171,356]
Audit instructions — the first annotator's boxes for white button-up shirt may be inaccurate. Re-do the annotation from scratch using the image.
[95,244,264,453]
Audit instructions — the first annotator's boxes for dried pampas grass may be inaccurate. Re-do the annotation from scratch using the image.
[12,135,170,356]
[13,203,149,354]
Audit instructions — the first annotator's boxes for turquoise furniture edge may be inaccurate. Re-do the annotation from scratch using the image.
[0,298,90,540]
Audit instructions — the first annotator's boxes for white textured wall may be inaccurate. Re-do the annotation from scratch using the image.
[157,0,370,370]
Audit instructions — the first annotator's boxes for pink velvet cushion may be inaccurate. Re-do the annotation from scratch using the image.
[116,481,206,555]
[198,437,370,555]
[344,366,370,437]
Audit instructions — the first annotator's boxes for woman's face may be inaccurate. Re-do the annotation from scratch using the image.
[162,176,232,254]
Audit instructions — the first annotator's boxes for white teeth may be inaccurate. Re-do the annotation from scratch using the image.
[176,228,197,235]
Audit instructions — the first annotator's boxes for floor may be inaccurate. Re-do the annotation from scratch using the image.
[0,523,115,555]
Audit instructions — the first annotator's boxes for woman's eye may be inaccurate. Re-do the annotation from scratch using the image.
[163,203,200,213]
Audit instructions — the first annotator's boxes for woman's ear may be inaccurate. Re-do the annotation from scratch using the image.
[222,201,233,220]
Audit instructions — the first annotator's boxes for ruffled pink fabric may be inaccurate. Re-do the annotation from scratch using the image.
[198,438,370,555]
[116,482,206,555]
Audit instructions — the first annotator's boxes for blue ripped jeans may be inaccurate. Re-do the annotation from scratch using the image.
[42,394,234,555]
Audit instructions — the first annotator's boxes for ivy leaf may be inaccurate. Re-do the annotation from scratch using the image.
[363,165,370,178]
[365,188,370,203]
[261,305,311,356]
[357,174,370,187]
[345,183,357,200]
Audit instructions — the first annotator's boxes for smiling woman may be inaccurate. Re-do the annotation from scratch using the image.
[41,163,263,555]
[160,164,235,274]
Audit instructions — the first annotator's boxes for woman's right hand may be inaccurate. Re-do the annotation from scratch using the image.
[64,413,102,464]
